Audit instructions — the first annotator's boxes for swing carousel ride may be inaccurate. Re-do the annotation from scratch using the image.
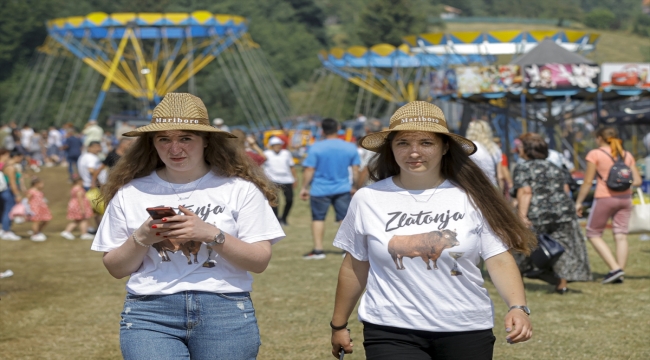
[5,11,290,131]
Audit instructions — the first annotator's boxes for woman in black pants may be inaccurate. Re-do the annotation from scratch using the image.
[263,136,296,225]
[330,102,535,359]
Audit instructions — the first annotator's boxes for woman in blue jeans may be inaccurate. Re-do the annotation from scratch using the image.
[1,151,25,241]
[91,93,285,360]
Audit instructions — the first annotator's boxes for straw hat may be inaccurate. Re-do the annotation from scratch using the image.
[123,93,236,137]
[358,101,477,155]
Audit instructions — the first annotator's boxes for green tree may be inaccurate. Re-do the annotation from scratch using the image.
[356,0,427,47]
[584,7,617,29]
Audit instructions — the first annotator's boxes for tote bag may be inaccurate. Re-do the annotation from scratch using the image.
[628,188,650,234]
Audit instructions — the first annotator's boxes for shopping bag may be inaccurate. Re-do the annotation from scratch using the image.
[530,233,565,270]
[628,188,650,234]
[9,202,27,224]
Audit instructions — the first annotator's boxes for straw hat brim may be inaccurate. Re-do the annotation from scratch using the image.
[122,123,237,138]
[359,123,477,155]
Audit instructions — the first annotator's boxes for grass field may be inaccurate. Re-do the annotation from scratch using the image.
[1,165,650,359]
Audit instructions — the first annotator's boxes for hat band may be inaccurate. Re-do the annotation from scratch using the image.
[390,116,447,129]
[152,117,208,125]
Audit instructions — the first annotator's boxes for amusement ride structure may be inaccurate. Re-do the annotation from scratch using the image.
[6,11,290,130]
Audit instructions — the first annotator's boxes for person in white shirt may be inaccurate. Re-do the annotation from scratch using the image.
[46,126,63,164]
[82,120,104,148]
[330,101,534,359]
[77,141,103,191]
[20,125,34,150]
[263,136,296,225]
[466,120,504,188]
[92,93,284,359]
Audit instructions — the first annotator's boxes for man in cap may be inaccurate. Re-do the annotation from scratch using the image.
[262,136,296,226]
[212,118,230,132]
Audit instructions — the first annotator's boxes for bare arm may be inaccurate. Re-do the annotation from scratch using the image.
[631,163,642,187]
[330,254,370,358]
[350,165,359,194]
[91,164,106,189]
[485,251,532,344]
[300,167,314,200]
[575,161,597,217]
[291,166,297,189]
[4,167,22,201]
[516,186,533,227]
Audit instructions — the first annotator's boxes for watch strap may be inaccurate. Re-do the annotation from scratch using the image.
[509,305,530,316]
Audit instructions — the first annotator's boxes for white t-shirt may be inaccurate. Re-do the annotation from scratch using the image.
[91,171,285,295]
[469,142,500,186]
[262,149,295,184]
[77,152,102,188]
[47,129,63,147]
[546,149,573,171]
[333,178,508,332]
[20,128,34,149]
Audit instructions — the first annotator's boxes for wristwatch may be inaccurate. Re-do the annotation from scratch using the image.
[205,228,226,247]
[509,305,531,316]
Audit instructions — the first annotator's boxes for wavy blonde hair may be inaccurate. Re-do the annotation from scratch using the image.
[100,131,278,206]
[465,120,500,156]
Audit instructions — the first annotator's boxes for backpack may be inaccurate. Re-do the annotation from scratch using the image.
[597,149,633,192]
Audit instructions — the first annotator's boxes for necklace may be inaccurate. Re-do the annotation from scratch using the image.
[395,176,444,203]
[162,169,208,201]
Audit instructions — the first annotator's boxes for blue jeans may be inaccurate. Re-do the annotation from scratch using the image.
[1,189,15,231]
[120,291,260,360]
[67,156,79,180]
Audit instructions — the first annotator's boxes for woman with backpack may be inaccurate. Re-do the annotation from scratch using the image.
[575,127,642,284]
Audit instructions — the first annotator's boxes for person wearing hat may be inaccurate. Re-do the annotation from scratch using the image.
[91,93,285,359]
[330,101,535,359]
[263,136,296,225]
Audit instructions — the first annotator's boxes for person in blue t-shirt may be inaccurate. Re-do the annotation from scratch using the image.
[300,118,360,259]
[62,127,83,181]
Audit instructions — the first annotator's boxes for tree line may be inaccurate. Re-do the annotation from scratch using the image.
[0,0,647,128]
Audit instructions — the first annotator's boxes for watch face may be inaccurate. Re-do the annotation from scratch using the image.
[215,231,226,244]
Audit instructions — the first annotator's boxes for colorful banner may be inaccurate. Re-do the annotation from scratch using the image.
[600,63,650,88]
[524,63,600,89]
[455,65,523,94]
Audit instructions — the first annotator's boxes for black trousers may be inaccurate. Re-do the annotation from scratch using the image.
[363,322,495,360]
[271,183,293,222]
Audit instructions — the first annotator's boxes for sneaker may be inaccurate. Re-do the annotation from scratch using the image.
[30,233,47,242]
[279,219,288,226]
[0,269,14,279]
[303,249,326,260]
[602,269,625,284]
[1,231,22,241]
[80,233,95,240]
[612,276,624,284]
[60,231,75,240]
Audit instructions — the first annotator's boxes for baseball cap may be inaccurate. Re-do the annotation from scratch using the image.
[268,136,284,146]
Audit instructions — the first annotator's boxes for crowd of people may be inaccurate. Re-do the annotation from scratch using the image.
[0,92,647,359]
[0,121,128,241]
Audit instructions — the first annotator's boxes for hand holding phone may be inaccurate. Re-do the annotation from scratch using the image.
[146,206,177,220]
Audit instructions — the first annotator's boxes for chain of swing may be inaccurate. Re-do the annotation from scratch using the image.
[3,32,291,131]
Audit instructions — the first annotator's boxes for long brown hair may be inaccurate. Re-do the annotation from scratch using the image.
[101,131,278,206]
[368,132,536,254]
[595,126,625,159]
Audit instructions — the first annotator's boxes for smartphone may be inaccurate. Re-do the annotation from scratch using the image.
[146,206,177,220]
